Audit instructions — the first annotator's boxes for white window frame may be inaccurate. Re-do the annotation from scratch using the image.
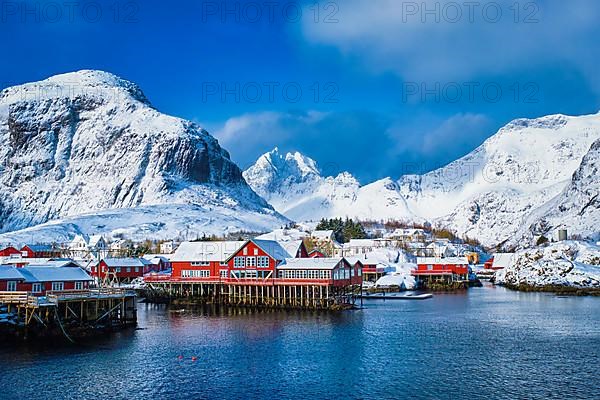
[220,270,228,279]
[257,256,270,268]
[181,270,210,278]
[246,256,256,267]
[52,282,64,291]
[234,257,246,268]
[7,281,17,291]
[75,282,83,290]
[32,283,42,293]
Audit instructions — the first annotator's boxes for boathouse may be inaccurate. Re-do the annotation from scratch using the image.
[0,246,21,257]
[412,257,469,285]
[93,258,153,284]
[0,263,93,295]
[20,244,62,259]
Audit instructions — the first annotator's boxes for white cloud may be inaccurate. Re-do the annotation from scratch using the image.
[301,0,600,89]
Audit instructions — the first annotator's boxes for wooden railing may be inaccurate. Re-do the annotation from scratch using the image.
[0,291,29,304]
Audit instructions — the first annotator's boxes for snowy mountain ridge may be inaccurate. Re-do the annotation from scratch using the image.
[0,70,287,242]
[245,112,600,248]
[243,147,417,222]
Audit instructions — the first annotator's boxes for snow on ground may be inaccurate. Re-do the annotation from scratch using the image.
[495,241,600,288]
[0,203,283,246]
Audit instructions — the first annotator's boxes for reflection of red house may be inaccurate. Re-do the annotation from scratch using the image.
[484,258,494,270]
[20,244,62,259]
[0,247,21,257]
[412,257,469,284]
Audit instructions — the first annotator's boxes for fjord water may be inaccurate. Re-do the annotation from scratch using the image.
[1,285,598,400]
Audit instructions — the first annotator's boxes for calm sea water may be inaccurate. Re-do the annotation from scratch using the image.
[1,285,599,400]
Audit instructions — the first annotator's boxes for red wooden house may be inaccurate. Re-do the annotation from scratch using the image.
[0,246,21,257]
[308,250,325,258]
[20,244,62,259]
[169,241,246,281]
[412,257,469,284]
[92,258,153,283]
[277,257,362,287]
[0,263,92,295]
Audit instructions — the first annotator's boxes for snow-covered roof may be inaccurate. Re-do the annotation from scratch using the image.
[256,228,309,242]
[417,257,469,265]
[88,235,104,247]
[172,241,245,262]
[278,240,304,258]
[0,266,25,280]
[251,239,293,260]
[142,253,173,262]
[101,258,151,267]
[18,266,93,283]
[344,257,365,266]
[26,259,81,268]
[492,253,514,269]
[23,244,55,252]
[345,239,376,247]
[278,257,343,270]
[311,230,334,240]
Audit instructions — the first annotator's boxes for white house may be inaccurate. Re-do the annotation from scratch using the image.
[160,241,177,254]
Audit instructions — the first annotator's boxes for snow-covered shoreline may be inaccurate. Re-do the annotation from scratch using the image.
[494,241,600,294]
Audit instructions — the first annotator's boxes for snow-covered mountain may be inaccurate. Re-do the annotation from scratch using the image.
[243,148,417,222]
[245,112,600,248]
[0,70,286,242]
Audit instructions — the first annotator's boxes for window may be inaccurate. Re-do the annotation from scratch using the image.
[7,281,17,291]
[191,261,210,266]
[427,265,433,271]
[75,282,83,290]
[220,270,228,279]
[243,247,248,255]
[257,256,270,268]
[52,282,64,291]
[246,256,256,267]
[181,270,210,278]
[234,257,246,268]
[116,267,121,273]
[126,267,130,273]
[135,267,139,273]
[253,249,258,255]
[32,283,42,293]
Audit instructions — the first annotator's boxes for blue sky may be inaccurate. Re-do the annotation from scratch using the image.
[2,0,600,182]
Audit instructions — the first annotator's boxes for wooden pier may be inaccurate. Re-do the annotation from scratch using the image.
[0,289,137,340]
[144,279,359,310]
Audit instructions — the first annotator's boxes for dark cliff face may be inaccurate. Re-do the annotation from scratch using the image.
[0,74,271,233]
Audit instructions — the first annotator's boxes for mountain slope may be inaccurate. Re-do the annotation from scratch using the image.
[403,112,600,247]
[0,70,286,240]
[246,112,600,248]
[243,148,417,222]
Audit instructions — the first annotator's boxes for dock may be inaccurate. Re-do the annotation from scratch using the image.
[144,279,360,310]
[0,288,137,340]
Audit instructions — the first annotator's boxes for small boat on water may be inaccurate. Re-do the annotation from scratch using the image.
[170,309,186,313]
[360,293,433,300]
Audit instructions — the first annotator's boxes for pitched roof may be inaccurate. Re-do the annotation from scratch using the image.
[311,230,334,239]
[101,258,151,267]
[278,257,344,270]
[0,266,26,281]
[250,239,293,260]
[23,244,55,252]
[279,240,304,258]
[18,266,93,283]
[172,241,245,262]
[88,235,105,247]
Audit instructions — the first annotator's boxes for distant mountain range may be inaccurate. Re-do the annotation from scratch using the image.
[245,113,600,248]
[1,70,598,249]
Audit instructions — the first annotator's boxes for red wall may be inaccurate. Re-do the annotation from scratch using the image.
[416,263,468,275]
[0,247,21,257]
[0,280,90,295]
[92,261,145,280]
